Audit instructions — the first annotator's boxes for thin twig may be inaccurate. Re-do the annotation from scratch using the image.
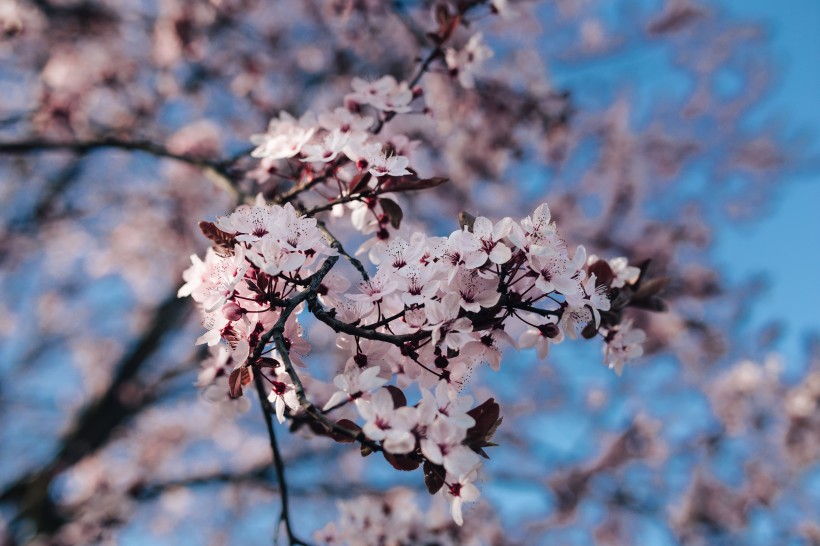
[254,373,311,546]
[315,217,370,281]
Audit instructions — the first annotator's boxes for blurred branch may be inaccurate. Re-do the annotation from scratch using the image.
[0,137,242,201]
[0,290,192,537]
[254,373,311,546]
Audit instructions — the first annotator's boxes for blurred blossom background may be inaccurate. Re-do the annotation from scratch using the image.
[0,0,818,544]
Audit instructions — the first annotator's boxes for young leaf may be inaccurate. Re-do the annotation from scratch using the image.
[380,198,403,229]
[423,460,446,494]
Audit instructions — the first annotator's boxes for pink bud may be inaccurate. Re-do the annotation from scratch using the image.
[222,301,245,321]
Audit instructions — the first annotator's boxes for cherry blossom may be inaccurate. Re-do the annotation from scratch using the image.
[603,320,646,375]
[267,372,301,423]
[323,365,389,410]
[446,33,494,89]
[250,111,316,164]
[346,75,413,113]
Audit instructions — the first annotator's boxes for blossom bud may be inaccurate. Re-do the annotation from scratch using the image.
[222,301,245,321]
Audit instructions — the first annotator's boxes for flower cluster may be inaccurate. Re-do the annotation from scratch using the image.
[250,76,417,182]
[315,487,501,545]
[180,74,660,527]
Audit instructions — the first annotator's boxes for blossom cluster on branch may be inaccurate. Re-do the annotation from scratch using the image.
[179,75,664,527]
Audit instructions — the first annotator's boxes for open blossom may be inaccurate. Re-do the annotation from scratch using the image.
[420,383,476,431]
[462,326,517,371]
[567,273,611,328]
[367,151,411,178]
[445,33,494,89]
[604,320,646,375]
[323,365,388,410]
[509,202,559,254]
[420,418,482,478]
[250,111,316,163]
[179,246,248,312]
[300,129,349,163]
[346,75,413,113]
[467,216,513,267]
[357,389,417,454]
[519,314,564,360]
[528,245,586,296]
[215,200,278,242]
[347,268,400,311]
[561,304,594,339]
[318,106,373,134]
[268,372,300,423]
[609,256,641,287]
[452,269,501,313]
[444,471,481,526]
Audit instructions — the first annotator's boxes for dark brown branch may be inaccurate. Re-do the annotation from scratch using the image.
[254,373,311,546]
[315,217,370,281]
[1,290,192,535]
[308,295,428,346]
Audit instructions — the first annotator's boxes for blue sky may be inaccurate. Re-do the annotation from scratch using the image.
[714,0,820,371]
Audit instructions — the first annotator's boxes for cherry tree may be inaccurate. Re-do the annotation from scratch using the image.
[0,1,816,545]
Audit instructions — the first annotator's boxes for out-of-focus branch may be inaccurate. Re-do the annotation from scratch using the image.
[0,138,242,201]
[254,374,311,546]
[0,290,191,536]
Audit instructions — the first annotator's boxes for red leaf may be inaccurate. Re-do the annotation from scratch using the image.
[198,221,237,254]
[348,171,372,195]
[380,176,449,193]
[588,260,614,288]
[423,460,445,494]
[379,198,403,229]
[385,385,407,408]
[383,451,421,471]
[228,366,252,399]
[329,419,360,444]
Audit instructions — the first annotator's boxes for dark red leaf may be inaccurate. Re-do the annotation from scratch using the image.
[348,171,372,194]
[379,198,403,229]
[458,211,476,232]
[465,398,502,457]
[588,260,614,288]
[385,385,407,408]
[383,451,421,471]
[380,176,449,193]
[328,419,360,444]
[198,221,236,254]
[423,460,446,494]
[228,366,252,399]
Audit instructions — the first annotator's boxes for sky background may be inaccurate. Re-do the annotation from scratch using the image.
[2,1,818,543]
[714,0,820,372]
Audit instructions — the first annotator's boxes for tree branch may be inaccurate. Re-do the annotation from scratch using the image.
[0,137,243,202]
[254,373,310,546]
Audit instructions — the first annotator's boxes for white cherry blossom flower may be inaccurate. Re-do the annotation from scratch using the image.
[528,244,586,297]
[609,256,641,288]
[603,320,646,375]
[267,372,300,423]
[445,33,494,89]
[466,215,513,267]
[323,365,388,410]
[250,111,316,163]
[518,314,563,360]
[420,418,481,478]
[346,75,413,113]
[357,389,417,454]
[318,107,374,134]
[443,471,481,526]
[368,151,411,178]
[452,269,500,313]
[300,129,349,163]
